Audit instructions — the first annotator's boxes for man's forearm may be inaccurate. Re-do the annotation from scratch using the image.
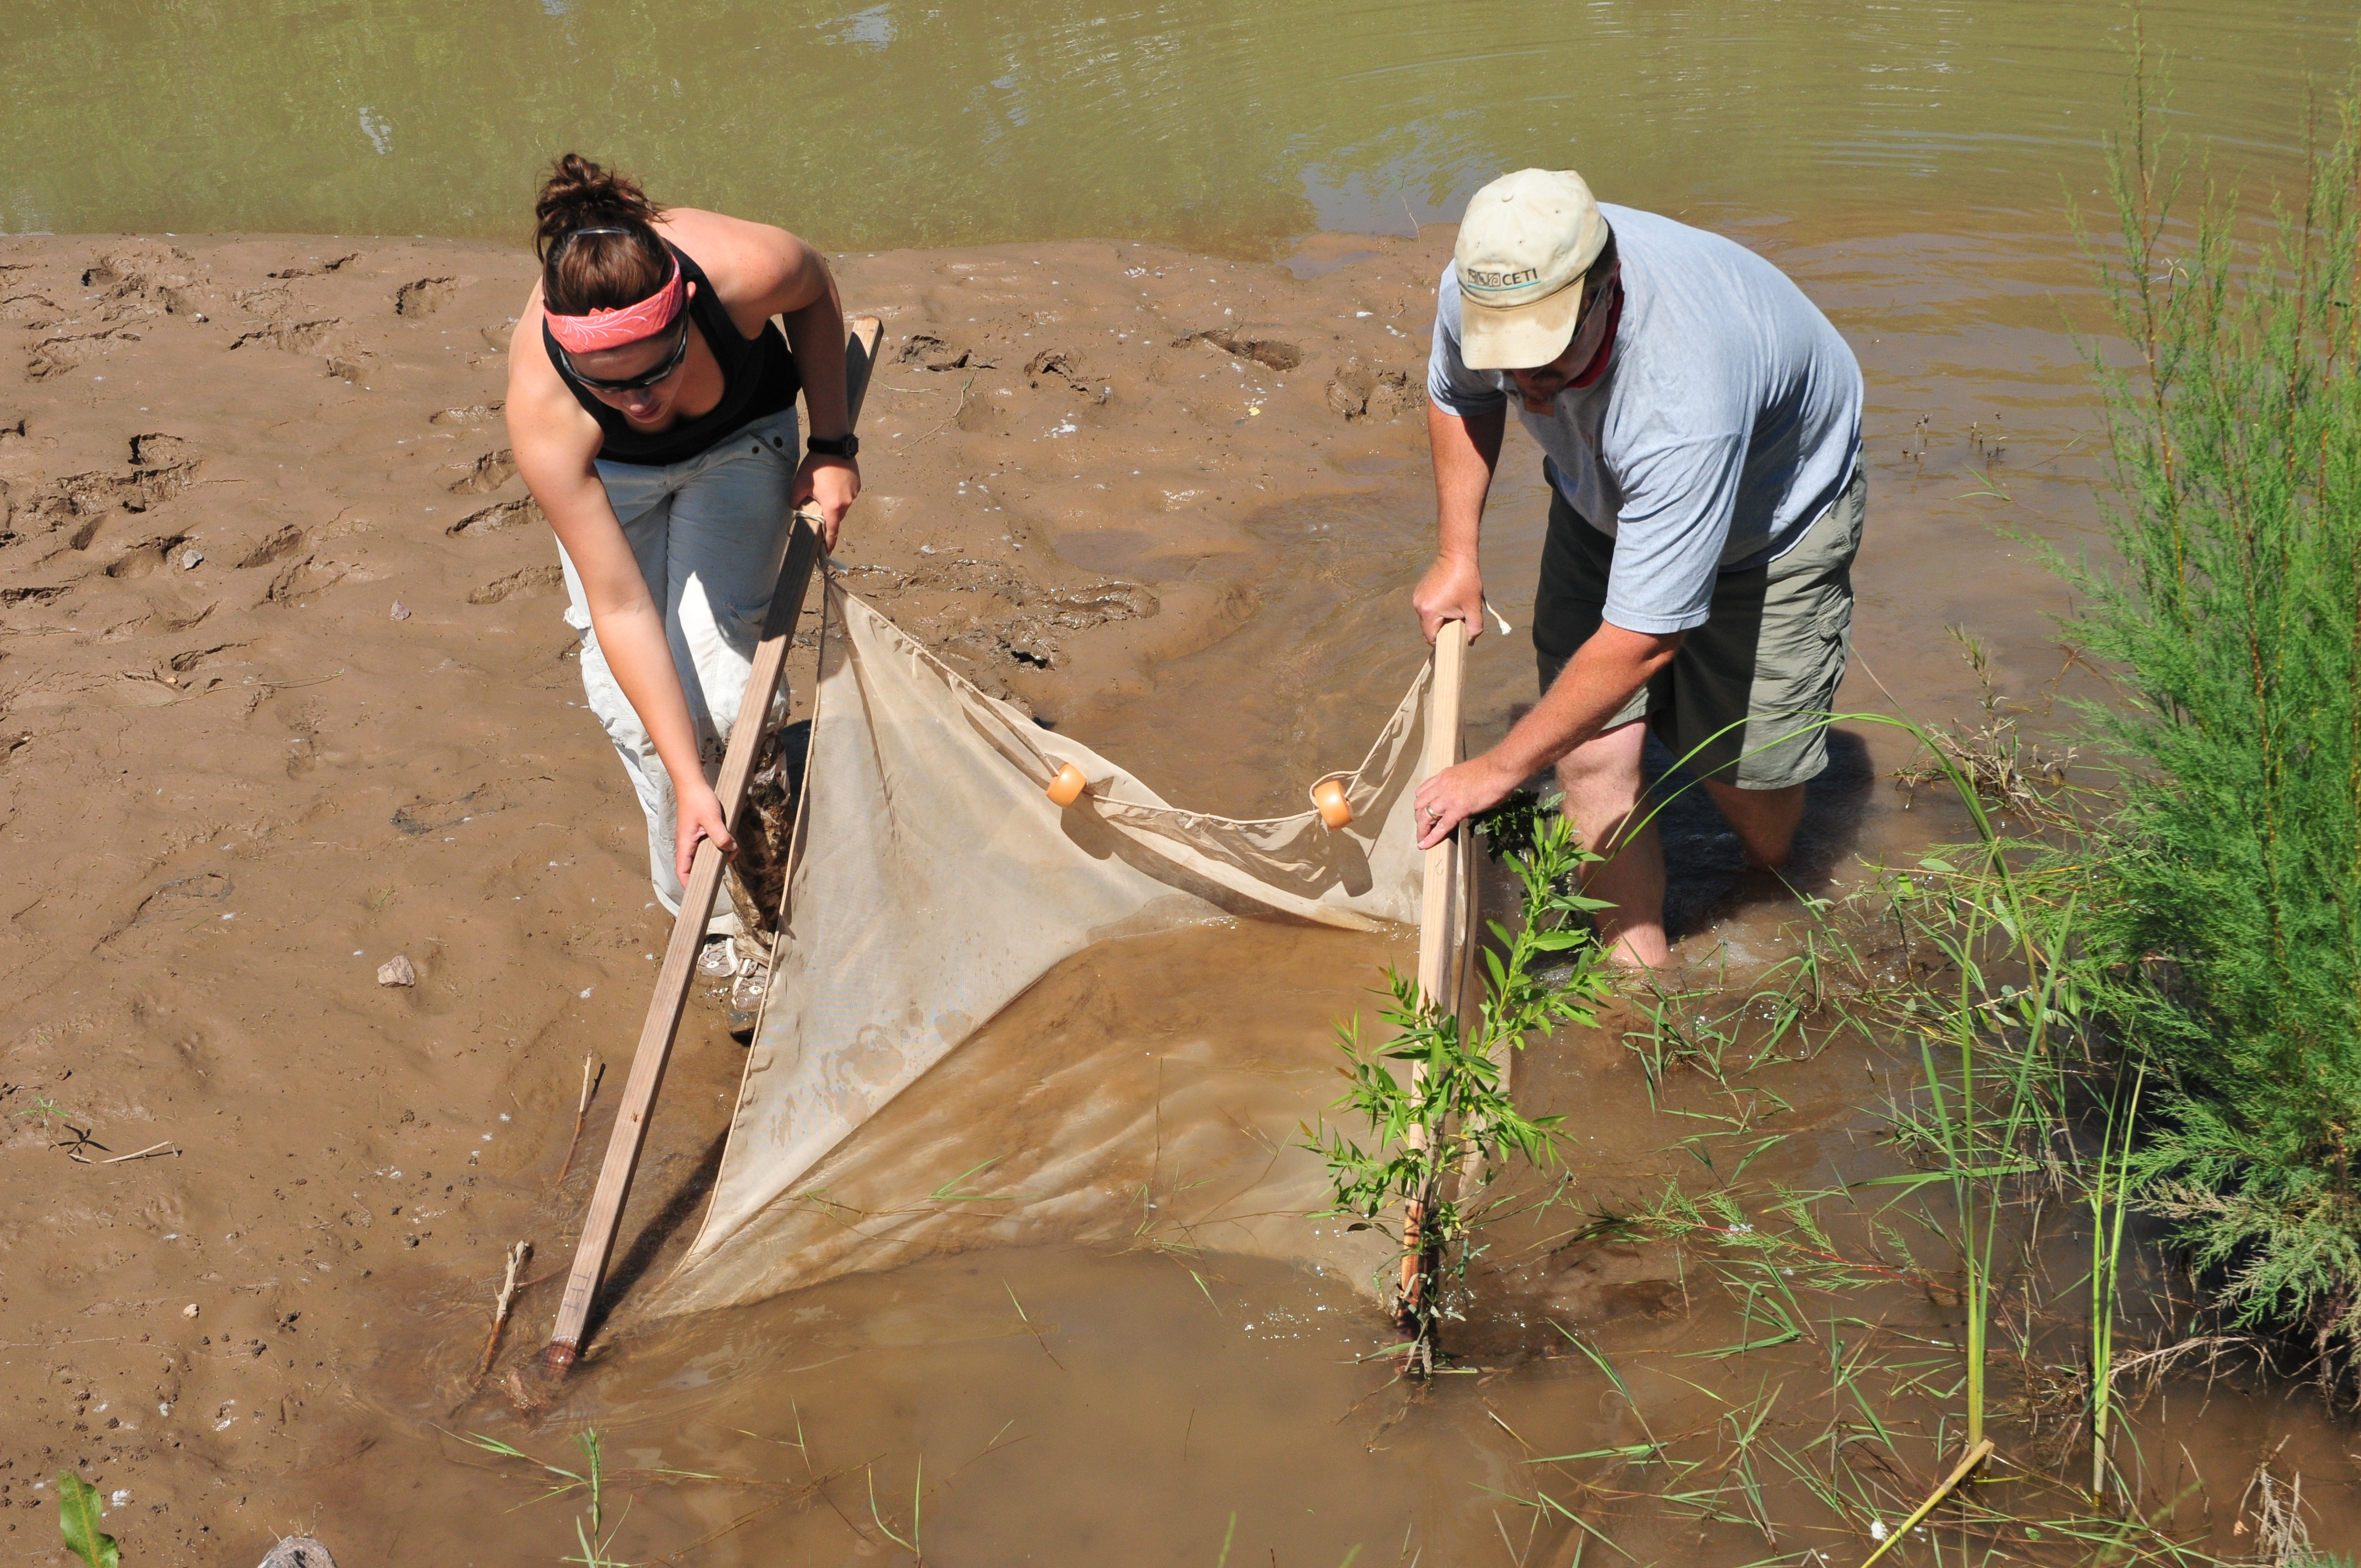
[1490,623,1683,780]
[1430,402,1504,557]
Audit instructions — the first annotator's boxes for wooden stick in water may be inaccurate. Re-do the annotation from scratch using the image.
[472,1239,533,1391]
[1399,616,1468,1327]
[543,317,884,1374]
[556,1053,602,1183]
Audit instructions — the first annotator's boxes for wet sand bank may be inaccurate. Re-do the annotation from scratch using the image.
[9,222,2352,1563]
[0,226,1465,1557]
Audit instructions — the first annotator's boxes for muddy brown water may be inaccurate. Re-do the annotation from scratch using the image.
[5,2,2359,1564]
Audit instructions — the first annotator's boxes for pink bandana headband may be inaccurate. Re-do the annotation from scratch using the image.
[545,254,686,353]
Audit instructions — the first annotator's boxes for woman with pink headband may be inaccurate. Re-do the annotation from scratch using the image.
[505,154,858,1024]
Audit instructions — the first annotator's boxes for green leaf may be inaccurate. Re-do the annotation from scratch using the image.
[57,1472,119,1568]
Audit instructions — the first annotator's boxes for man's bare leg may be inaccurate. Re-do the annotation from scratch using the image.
[1555,720,1668,968]
[1700,778,1806,869]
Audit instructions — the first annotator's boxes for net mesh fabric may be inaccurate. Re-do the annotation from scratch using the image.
[652,577,1472,1314]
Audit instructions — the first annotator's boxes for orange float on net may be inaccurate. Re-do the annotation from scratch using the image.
[1310,777,1353,830]
[1046,763,1087,807]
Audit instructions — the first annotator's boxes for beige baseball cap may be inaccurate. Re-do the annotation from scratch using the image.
[1454,168,1610,370]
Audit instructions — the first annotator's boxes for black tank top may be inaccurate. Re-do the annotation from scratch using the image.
[542,242,801,467]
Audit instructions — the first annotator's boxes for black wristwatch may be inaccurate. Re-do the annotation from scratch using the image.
[807,433,860,459]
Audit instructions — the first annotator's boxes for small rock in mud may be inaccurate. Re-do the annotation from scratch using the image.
[504,1365,552,1414]
[376,954,416,987]
[178,548,204,570]
[257,1536,339,1568]
[389,601,412,621]
[182,1303,199,1318]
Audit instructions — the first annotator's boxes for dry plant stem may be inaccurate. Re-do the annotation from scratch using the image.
[556,1054,601,1182]
[472,1239,533,1391]
[1857,1439,1994,1568]
[97,1141,178,1164]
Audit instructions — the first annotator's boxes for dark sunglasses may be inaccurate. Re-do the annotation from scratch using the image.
[562,312,693,393]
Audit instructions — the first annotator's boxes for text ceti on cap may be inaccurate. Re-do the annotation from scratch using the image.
[1454,168,1609,371]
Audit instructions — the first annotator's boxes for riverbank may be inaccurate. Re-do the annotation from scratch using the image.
[0,227,1451,1559]
[13,219,2355,1565]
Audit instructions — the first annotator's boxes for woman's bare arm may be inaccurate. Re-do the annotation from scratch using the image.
[504,298,736,875]
[660,211,860,546]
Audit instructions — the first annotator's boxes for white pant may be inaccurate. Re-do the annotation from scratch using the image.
[557,407,801,935]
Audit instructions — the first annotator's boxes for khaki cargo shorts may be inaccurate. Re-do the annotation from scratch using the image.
[1532,466,1865,790]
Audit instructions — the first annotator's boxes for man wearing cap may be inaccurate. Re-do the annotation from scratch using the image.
[1410,168,1864,968]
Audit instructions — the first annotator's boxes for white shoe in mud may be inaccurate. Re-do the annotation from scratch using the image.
[728,960,770,1039]
[695,934,738,979]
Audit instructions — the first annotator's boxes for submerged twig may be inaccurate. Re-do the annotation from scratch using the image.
[557,1055,602,1181]
[472,1239,533,1391]
[1859,1439,1993,1568]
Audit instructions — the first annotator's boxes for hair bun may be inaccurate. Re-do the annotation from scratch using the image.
[534,153,662,260]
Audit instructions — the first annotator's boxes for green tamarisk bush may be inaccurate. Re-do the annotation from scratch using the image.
[2064,73,2361,1365]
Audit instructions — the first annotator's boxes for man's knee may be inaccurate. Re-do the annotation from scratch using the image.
[1554,721,1648,797]
[1705,779,1805,868]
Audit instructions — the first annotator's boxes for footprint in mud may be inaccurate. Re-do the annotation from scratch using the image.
[236,524,309,569]
[151,599,217,634]
[390,785,512,836]
[233,284,296,319]
[129,870,234,925]
[1324,354,1418,422]
[325,353,376,383]
[102,533,192,580]
[1541,1242,1689,1326]
[881,557,1158,673]
[17,453,200,545]
[447,498,543,536]
[1023,349,1113,402]
[130,432,198,469]
[1178,325,1307,372]
[168,641,246,673]
[897,330,996,371]
[267,252,361,279]
[25,328,138,382]
[1,289,60,328]
[429,401,505,427]
[394,277,459,317]
[264,554,349,605]
[447,448,518,494]
[467,565,564,605]
[230,319,341,353]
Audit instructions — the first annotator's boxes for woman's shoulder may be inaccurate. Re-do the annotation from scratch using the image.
[654,208,803,306]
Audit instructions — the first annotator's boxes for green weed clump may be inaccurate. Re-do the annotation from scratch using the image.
[2065,79,2361,1367]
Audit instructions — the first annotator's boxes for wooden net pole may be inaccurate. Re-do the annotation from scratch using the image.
[1399,616,1468,1327]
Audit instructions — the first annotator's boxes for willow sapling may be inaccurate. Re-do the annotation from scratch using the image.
[1303,796,1612,1369]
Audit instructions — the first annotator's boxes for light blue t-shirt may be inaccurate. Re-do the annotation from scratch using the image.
[1427,204,1863,635]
